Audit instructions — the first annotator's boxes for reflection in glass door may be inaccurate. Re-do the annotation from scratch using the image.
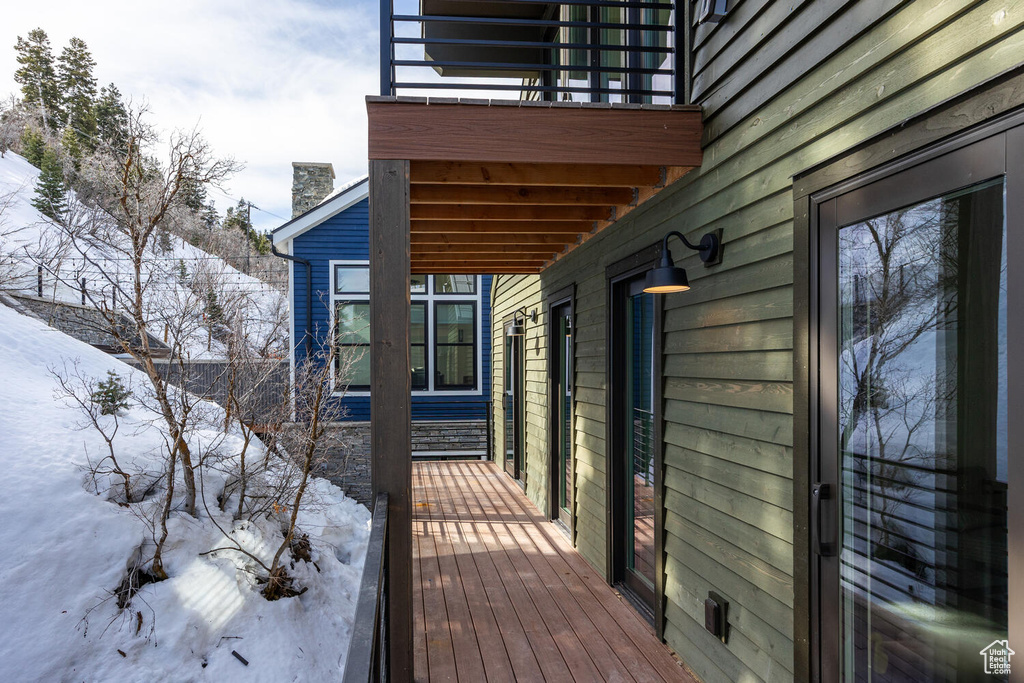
[504,328,524,481]
[611,271,657,613]
[817,149,1014,681]
[625,286,656,594]
[552,302,573,525]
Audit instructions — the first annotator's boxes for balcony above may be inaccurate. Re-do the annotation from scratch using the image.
[366,95,702,274]
[384,0,681,103]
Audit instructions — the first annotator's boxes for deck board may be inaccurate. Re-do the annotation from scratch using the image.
[413,460,696,682]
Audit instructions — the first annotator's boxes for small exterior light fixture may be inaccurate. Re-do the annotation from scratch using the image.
[643,229,722,294]
[507,307,536,337]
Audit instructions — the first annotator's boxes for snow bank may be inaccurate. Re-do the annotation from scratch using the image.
[0,303,370,681]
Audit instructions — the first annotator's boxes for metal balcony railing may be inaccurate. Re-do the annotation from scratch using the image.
[381,0,680,104]
[343,492,390,683]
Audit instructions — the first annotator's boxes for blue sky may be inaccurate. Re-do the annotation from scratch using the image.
[1,0,381,232]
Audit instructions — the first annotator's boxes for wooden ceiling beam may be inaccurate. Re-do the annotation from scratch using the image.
[412,220,592,234]
[412,267,541,274]
[411,232,579,245]
[409,161,667,188]
[413,247,561,259]
[410,184,635,206]
[411,204,611,221]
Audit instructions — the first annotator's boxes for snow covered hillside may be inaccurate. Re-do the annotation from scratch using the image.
[0,151,287,359]
[0,212,370,679]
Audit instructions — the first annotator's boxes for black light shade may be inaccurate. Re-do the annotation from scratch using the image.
[644,262,690,293]
[507,307,534,337]
[643,229,721,294]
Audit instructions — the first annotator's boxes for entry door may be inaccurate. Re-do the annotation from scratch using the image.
[504,327,524,481]
[551,301,573,526]
[611,275,658,613]
[813,128,1021,681]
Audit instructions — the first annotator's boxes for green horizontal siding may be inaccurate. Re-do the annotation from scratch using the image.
[488,1,1024,680]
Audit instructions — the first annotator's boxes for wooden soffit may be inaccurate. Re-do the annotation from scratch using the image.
[367,96,703,274]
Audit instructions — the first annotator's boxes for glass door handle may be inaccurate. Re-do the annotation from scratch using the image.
[812,483,834,557]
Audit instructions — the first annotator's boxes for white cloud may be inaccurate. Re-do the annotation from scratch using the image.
[1,0,379,231]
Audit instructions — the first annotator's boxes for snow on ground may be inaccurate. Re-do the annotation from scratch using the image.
[0,303,370,681]
[0,151,287,359]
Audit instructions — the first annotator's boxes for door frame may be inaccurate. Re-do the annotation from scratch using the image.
[606,244,665,635]
[547,284,576,536]
[802,108,1024,681]
[502,313,525,483]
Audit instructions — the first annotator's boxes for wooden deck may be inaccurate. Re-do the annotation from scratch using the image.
[412,460,695,682]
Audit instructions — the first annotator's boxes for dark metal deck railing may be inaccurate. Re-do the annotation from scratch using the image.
[343,492,390,683]
[381,0,680,103]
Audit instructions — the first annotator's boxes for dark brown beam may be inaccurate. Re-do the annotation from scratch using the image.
[409,161,667,187]
[412,259,548,269]
[368,100,703,167]
[412,219,590,234]
[368,159,412,682]
[412,267,541,274]
[411,204,611,221]
[412,243,563,255]
[411,232,579,246]
[410,184,635,206]
[414,249,560,260]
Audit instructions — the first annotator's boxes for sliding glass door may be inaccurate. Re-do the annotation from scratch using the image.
[813,126,1021,681]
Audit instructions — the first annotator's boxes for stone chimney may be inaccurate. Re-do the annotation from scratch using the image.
[291,162,336,217]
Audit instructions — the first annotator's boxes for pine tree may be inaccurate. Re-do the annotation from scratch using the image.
[60,126,83,168]
[57,37,98,146]
[13,29,61,130]
[20,126,45,167]
[204,288,224,325]
[32,147,67,220]
[94,83,128,153]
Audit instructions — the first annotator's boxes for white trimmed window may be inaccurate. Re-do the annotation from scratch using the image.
[330,262,482,395]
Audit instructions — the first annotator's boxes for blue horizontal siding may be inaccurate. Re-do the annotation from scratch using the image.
[289,198,492,423]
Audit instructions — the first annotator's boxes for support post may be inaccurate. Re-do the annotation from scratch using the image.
[369,158,412,682]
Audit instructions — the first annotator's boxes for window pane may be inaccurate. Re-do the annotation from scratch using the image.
[336,303,370,343]
[436,303,474,343]
[411,275,427,294]
[411,303,425,343]
[837,179,1008,680]
[411,345,427,389]
[340,351,370,389]
[434,275,476,294]
[436,344,475,388]
[334,265,369,294]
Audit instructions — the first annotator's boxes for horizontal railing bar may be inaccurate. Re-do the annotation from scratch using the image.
[392,81,674,96]
[419,0,675,8]
[393,59,671,75]
[394,14,673,31]
[394,36,673,53]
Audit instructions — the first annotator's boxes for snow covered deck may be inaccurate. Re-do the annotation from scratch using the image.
[412,460,694,682]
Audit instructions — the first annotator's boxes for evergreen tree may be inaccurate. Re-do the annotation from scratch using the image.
[57,37,98,146]
[94,83,128,152]
[204,288,224,325]
[20,126,45,167]
[32,146,67,220]
[13,29,61,129]
[60,126,83,168]
[179,172,209,213]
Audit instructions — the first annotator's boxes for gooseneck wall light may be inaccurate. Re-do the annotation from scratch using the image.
[506,306,536,337]
[643,229,722,294]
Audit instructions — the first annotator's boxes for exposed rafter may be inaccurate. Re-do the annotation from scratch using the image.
[367,97,702,273]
